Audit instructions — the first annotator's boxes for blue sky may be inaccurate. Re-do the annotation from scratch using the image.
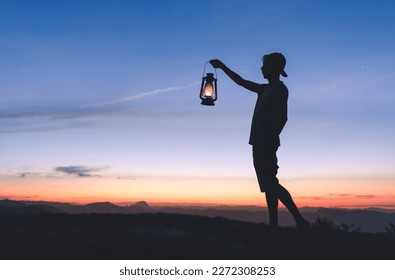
[1,0,395,206]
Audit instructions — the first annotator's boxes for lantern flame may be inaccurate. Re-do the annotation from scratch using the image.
[203,82,214,97]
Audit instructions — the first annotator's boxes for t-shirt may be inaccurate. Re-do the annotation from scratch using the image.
[249,81,288,148]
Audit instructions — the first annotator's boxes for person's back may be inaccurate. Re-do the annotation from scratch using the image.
[249,80,288,148]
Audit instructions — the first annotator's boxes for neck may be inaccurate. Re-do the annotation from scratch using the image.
[267,77,280,84]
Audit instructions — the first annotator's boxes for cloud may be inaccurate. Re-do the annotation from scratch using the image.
[117,175,138,180]
[18,172,40,179]
[329,193,353,197]
[329,193,377,200]
[0,195,40,200]
[0,81,201,134]
[298,196,324,201]
[354,195,377,199]
[83,81,200,107]
[0,109,93,134]
[54,166,109,178]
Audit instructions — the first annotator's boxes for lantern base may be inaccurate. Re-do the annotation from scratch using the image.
[200,99,215,106]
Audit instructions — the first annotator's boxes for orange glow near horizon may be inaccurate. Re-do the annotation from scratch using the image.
[1,175,395,209]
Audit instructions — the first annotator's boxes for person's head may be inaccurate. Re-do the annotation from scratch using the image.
[261,52,287,80]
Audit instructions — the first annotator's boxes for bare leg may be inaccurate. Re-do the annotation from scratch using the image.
[267,184,310,228]
[253,147,309,228]
[265,191,279,227]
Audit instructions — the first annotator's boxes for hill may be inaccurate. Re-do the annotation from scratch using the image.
[0,212,395,260]
[1,199,395,232]
[0,199,62,215]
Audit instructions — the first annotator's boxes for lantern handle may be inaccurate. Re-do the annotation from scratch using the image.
[202,61,217,79]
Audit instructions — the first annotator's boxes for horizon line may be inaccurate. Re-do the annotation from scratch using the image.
[2,197,395,211]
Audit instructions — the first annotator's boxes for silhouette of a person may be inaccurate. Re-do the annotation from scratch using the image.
[210,53,310,228]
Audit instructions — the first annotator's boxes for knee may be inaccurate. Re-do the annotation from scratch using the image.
[265,184,280,196]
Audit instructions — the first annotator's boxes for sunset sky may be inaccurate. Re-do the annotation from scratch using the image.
[1,0,395,208]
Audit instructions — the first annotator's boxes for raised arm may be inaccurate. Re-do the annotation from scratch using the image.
[210,59,261,93]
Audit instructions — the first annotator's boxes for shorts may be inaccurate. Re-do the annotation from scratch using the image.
[252,145,279,192]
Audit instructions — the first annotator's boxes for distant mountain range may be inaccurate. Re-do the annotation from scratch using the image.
[1,199,394,232]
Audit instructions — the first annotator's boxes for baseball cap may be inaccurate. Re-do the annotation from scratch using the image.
[263,52,288,77]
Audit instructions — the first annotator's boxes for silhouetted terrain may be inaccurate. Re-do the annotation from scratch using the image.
[1,211,395,260]
[2,199,394,232]
[0,200,61,215]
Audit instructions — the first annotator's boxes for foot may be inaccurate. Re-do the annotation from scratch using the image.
[269,223,279,229]
[296,218,311,230]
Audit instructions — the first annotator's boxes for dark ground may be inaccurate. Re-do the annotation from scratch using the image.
[1,213,395,260]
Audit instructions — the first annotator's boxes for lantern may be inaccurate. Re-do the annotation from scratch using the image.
[200,64,218,106]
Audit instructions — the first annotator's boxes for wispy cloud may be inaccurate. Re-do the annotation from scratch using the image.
[354,195,377,199]
[0,195,40,200]
[83,81,200,107]
[327,193,378,200]
[0,81,201,134]
[54,166,109,178]
[1,165,114,180]
[18,172,41,179]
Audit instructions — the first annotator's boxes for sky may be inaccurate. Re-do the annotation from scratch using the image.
[1,0,395,208]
